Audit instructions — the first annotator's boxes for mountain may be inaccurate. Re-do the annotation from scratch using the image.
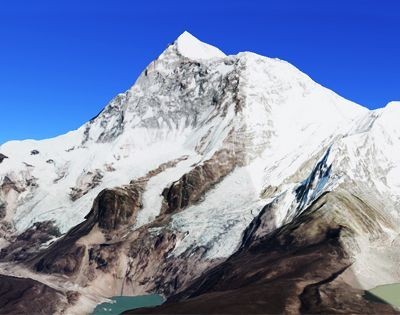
[0,31,399,314]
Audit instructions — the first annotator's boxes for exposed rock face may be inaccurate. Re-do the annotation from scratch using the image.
[91,186,142,231]
[0,275,69,315]
[1,176,23,194]
[0,221,60,262]
[35,244,85,275]
[161,149,238,214]
[30,226,88,275]
[0,176,26,242]
[69,169,104,201]
[0,154,7,164]
[0,203,5,220]
[30,184,142,275]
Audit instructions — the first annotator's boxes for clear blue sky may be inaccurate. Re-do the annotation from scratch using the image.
[1,0,399,144]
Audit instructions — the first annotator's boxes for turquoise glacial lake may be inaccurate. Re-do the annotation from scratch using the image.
[92,294,164,315]
[365,283,400,308]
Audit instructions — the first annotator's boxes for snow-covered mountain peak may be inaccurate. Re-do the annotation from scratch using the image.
[83,34,369,149]
[173,31,226,60]
[2,33,400,315]
[0,32,391,244]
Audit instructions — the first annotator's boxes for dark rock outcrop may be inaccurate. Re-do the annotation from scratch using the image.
[35,244,86,275]
[0,202,6,220]
[161,149,238,214]
[88,186,143,231]
[1,176,23,194]
[69,169,104,201]
[30,184,142,275]
[0,154,8,164]
[0,221,60,262]
[0,275,69,315]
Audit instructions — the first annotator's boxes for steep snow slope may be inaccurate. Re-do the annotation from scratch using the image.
[0,32,400,314]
